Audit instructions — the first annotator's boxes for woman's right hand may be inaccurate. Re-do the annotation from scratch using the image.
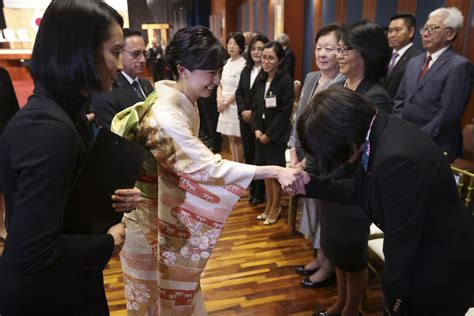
[107,222,125,256]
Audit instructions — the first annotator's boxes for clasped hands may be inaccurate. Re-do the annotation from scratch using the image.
[278,166,310,196]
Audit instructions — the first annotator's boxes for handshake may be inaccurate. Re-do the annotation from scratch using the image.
[276,167,311,196]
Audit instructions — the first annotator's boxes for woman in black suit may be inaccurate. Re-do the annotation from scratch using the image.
[236,34,268,205]
[0,1,140,314]
[298,86,474,316]
[252,41,295,225]
[311,21,391,316]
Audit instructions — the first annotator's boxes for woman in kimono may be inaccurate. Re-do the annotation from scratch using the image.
[111,26,307,316]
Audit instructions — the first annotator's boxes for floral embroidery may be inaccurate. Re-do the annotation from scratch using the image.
[124,282,151,311]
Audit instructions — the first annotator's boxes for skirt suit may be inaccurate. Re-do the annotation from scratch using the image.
[251,68,294,167]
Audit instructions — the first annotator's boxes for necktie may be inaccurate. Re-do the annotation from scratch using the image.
[387,52,399,74]
[132,80,145,101]
[418,55,432,81]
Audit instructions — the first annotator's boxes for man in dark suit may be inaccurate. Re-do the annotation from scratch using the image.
[294,86,474,315]
[393,7,472,162]
[90,28,154,130]
[147,39,164,83]
[276,33,296,78]
[383,13,422,98]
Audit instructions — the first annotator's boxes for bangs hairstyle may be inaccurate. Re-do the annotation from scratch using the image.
[30,0,123,111]
[244,33,269,68]
[226,32,245,54]
[164,26,227,78]
[340,20,391,81]
[315,24,342,43]
[297,86,376,174]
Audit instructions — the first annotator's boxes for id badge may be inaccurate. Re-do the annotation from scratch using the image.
[265,96,277,108]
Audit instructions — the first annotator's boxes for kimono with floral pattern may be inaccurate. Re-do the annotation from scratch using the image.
[111,81,256,315]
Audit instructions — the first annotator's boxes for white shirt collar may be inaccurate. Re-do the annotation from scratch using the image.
[121,71,138,85]
[393,42,413,57]
[428,45,450,64]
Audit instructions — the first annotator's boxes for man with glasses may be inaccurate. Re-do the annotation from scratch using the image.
[383,13,421,98]
[393,7,472,162]
[90,28,154,130]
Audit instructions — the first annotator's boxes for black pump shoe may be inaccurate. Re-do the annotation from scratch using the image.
[301,273,336,289]
[295,265,319,276]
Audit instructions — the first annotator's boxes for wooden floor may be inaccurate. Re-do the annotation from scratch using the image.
[101,194,384,315]
[0,194,385,315]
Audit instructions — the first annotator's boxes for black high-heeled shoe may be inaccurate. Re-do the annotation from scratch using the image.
[295,265,319,276]
[301,273,337,289]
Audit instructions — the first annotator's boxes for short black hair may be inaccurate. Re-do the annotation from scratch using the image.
[244,33,269,68]
[315,23,343,43]
[297,86,376,174]
[227,32,245,54]
[263,41,285,60]
[389,13,416,30]
[30,0,123,111]
[123,28,143,40]
[340,20,391,81]
[164,26,227,78]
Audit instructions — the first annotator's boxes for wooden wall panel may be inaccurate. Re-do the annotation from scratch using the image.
[335,0,347,24]
[312,0,324,71]
[268,0,275,39]
[258,0,264,32]
[445,0,471,54]
[249,1,254,31]
[362,0,377,21]
[397,0,417,14]
[444,0,474,127]
[284,0,305,80]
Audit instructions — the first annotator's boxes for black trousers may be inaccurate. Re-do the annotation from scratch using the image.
[240,118,264,199]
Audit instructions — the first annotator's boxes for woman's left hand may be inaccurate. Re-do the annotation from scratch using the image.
[259,134,270,144]
[111,187,142,213]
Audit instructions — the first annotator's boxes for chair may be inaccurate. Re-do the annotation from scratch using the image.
[2,28,18,42]
[16,28,32,42]
[451,166,474,210]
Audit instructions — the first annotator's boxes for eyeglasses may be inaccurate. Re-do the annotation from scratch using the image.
[315,45,336,54]
[335,46,353,56]
[124,49,149,59]
[251,46,264,51]
[419,26,441,35]
[262,55,277,62]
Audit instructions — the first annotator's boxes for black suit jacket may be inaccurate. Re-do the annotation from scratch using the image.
[90,72,154,129]
[0,67,20,135]
[354,78,392,113]
[0,87,114,314]
[382,45,422,98]
[251,68,295,145]
[284,47,296,78]
[305,111,474,309]
[236,65,262,115]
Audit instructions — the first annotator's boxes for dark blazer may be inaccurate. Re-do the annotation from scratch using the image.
[90,72,154,129]
[236,65,262,115]
[305,111,474,310]
[382,45,422,98]
[0,87,114,314]
[251,68,295,145]
[0,67,20,135]
[354,78,392,113]
[393,46,472,162]
[284,47,296,78]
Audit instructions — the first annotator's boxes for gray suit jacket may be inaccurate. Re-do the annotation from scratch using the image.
[289,71,345,159]
[393,46,472,161]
